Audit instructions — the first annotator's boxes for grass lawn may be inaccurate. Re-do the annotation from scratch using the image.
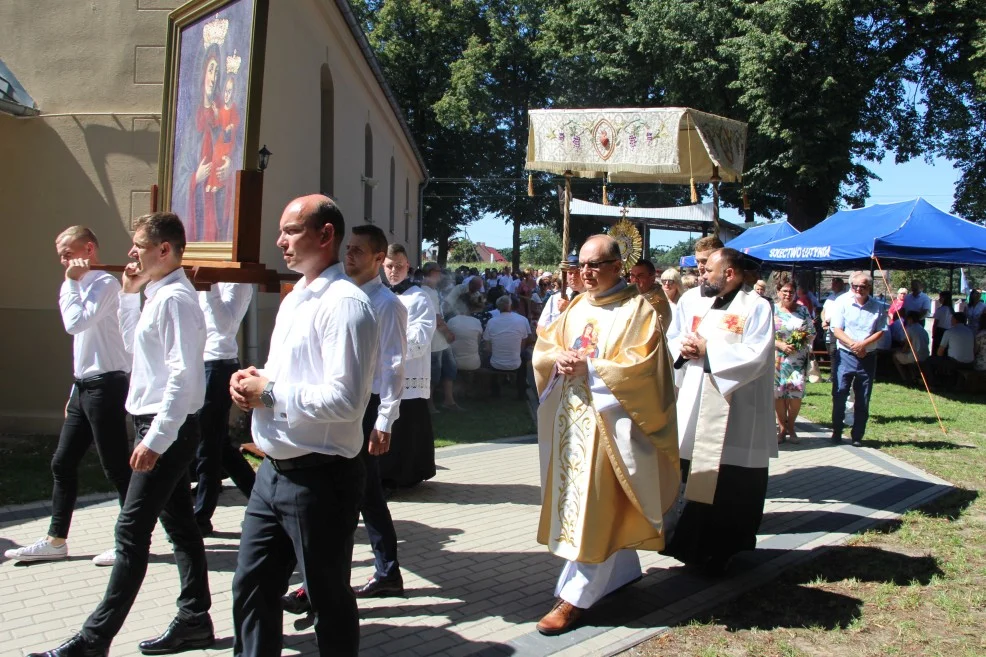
[431,396,536,448]
[0,435,113,507]
[629,379,986,657]
[0,396,535,506]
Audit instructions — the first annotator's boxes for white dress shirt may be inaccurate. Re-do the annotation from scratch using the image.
[484,311,531,370]
[396,283,436,400]
[59,270,130,379]
[361,278,407,433]
[941,324,975,363]
[902,292,932,319]
[252,263,379,460]
[199,282,253,361]
[120,267,206,454]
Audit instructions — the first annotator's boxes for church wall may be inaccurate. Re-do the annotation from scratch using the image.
[0,0,424,433]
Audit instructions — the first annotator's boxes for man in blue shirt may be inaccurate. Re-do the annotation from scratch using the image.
[829,272,887,446]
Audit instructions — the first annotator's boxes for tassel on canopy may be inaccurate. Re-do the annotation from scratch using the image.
[602,183,608,205]
[527,174,534,197]
[690,177,698,204]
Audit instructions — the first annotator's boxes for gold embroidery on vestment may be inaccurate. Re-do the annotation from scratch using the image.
[554,378,594,547]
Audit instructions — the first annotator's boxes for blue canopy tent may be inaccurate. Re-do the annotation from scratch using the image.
[744,199,986,269]
[678,221,800,268]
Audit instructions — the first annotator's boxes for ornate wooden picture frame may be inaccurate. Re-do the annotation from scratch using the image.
[158,0,269,261]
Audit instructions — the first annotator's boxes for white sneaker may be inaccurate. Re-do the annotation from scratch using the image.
[92,548,116,567]
[4,537,68,562]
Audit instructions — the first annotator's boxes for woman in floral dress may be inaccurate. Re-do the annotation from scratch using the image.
[774,275,816,443]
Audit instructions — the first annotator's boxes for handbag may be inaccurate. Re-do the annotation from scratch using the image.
[807,356,822,384]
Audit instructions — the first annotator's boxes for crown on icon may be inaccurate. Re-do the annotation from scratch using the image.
[203,15,229,47]
[226,50,241,75]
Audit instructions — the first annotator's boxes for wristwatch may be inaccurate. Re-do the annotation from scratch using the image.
[260,381,276,409]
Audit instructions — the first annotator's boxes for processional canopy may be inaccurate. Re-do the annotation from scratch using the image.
[526,107,747,184]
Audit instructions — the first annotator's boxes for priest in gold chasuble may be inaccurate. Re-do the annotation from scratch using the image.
[663,247,776,575]
[532,236,679,636]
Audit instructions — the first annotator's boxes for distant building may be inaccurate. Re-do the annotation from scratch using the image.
[0,0,426,433]
[474,242,507,264]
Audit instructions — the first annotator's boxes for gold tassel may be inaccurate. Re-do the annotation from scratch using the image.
[527,174,534,197]
[742,188,751,210]
[690,177,698,204]
[602,183,608,206]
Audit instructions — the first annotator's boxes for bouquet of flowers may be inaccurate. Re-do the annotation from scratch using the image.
[787,328,810,352]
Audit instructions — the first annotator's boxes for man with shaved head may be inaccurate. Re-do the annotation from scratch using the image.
[229,195,380,656]
[532,234,679,635]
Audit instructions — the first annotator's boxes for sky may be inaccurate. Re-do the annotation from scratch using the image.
[434,154,961,251]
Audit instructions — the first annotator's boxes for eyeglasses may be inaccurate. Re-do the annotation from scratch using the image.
[578,259,618,270]
[851,284,869,291]
[660,280,675,286]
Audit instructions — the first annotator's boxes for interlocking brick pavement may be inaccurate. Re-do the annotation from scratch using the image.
[0,420,952,656]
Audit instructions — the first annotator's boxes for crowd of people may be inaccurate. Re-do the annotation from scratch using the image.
[9,200,984,655]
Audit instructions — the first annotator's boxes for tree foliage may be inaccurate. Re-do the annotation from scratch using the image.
[520,225,562,266]
[353,0,986,262]
[651,237,698,269]
[449,238,478,263]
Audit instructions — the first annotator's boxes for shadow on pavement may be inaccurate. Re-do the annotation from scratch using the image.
[660,544,943,632]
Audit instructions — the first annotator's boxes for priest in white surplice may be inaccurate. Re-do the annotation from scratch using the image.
[664,247,776,574]
[532,235,680,636]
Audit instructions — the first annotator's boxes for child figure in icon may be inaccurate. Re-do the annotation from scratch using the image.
[572,321,599,359]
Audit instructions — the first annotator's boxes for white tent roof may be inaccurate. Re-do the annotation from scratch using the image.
[570,198,715,222]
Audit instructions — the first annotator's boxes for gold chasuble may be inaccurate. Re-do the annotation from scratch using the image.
[533,286,679,564]
[641,287,673,332]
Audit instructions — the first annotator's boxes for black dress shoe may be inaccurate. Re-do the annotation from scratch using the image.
[28,634,108,657]
[282,586,311,615]
[138,616,214,655]
[354,574,405,598]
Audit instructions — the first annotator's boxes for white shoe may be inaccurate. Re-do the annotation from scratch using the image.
[92,548,116,567]
[4,537,68,562]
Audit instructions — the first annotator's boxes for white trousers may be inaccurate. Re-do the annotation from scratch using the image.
[554,549,642,609]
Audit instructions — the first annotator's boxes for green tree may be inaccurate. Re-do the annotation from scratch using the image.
[352,0,489,265]
[434,0,555,271]
[538,0,986,227]
[449,238,478,263]
[520,225,562,266]
[651,237,698,269]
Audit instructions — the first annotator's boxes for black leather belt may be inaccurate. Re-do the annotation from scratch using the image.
[206,358,240,366]
[269,452,345,473]
[74,371,128,390]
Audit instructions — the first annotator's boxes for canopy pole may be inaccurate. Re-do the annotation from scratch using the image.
[711,166,721,238]
[874,255,948,436]
[561,172,572,291]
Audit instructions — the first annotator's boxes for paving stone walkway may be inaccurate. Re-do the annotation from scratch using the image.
[0,421,952,657]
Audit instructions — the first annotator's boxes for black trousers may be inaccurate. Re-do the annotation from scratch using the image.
[193,359,256,525]
[360,394,399,580]
[482,352,529,399]
[81,414,211,644]
[662,458,769,566]
[49,372,131,539]
[233,455,366,657]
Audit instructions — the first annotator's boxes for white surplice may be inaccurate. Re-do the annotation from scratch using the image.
[667,286,776,472]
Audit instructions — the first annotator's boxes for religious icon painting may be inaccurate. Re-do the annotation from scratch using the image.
[572,321,600,359]
[158,0,270,260]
